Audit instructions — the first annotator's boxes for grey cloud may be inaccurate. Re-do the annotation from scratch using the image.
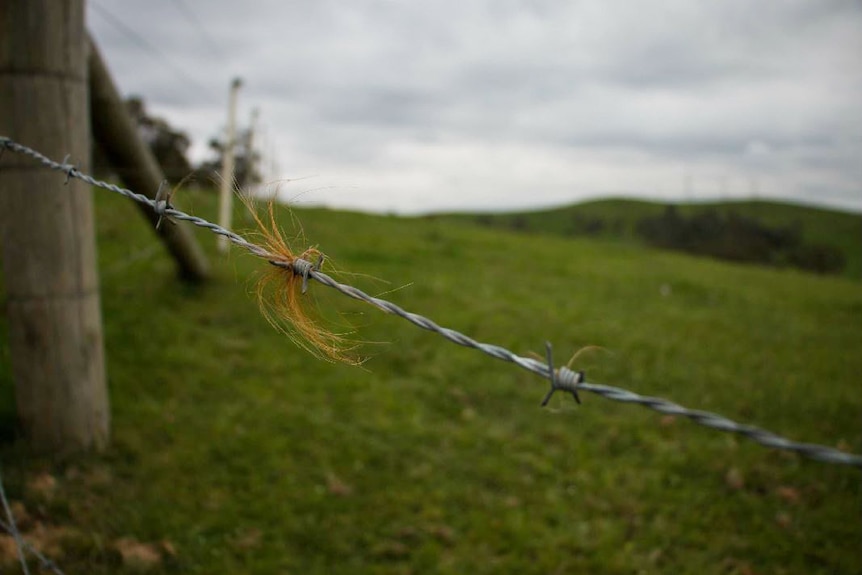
[88,0,862,213]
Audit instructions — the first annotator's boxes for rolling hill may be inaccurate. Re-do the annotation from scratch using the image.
[435,198,862,279]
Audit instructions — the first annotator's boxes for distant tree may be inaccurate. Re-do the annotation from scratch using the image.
[635,205,845,275]
[509,214,529,231]
[195,126,261,191]
[124,96,193,184]
[566,213,605,236]
[474,214,494,227]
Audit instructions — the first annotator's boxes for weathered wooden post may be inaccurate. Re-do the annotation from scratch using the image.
[88,35,210,282]
[0,0,110,451]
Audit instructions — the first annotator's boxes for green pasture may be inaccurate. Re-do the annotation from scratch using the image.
[439,198,862,279]
[0,188,860,574]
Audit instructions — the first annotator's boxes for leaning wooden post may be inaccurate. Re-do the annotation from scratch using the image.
[88,35,210,283]
[0,0,110,451]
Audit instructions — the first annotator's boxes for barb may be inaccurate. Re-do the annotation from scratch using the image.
[2,136,860,469]
[0,137,272,261]
[541,342,583,406]
[154,179,175,230]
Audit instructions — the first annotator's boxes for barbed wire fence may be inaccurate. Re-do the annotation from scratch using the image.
[1,135,861,571]
[1,470,65,575]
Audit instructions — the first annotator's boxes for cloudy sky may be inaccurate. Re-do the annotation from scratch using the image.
[88,1,862,214]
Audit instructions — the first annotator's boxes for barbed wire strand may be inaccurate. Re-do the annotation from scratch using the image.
[1,136,860,469]
[0,473,30,575]
[0,518,66,575]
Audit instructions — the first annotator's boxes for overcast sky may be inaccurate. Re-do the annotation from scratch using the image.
[88,1,862,215]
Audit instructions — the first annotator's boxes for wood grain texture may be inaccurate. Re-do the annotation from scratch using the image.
[0,0,110,451]
[89,36,210,282]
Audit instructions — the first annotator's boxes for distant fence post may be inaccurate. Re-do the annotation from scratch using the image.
[0,0,110,451]
[217,77,242,253]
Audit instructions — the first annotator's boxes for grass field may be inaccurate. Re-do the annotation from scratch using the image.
[438,198,862,279]
[1,187,860,574]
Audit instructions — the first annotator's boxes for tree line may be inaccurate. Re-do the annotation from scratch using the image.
[93,96,261,189]
[472,205,846,276]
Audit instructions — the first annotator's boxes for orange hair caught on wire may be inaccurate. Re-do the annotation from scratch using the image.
[244,196,360,365]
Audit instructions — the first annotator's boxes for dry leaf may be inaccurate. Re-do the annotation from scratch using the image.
[724,468,744,490]
[776,486,800,504]
[232,528,262,551]
[326,473,353,497]
[428,524,456,546]
[26,472,57,500]
[115,537,163,571]
[0,535,21,568]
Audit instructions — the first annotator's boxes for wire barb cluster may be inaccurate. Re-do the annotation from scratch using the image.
[154,179,175,230]
[278,253,324,294]
[542,341,583,406]
[1,135,860,469]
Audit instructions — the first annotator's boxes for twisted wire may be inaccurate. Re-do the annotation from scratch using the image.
[2,136,860,469]
[576,383,862,467]
[0,137,272,260]
[0,518,66,575]
[0,473,30,575]
[0,472,64,575]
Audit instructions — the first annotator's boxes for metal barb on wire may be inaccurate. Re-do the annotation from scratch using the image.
[60,154,77,185]
[1,135,861,470]
[154,179,175,230]
[541,342,582,406]
[292,254,325,294]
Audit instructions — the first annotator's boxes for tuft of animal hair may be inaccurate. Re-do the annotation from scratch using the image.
[243,194,361,365]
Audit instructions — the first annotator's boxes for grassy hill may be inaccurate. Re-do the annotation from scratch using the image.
[437,198,862,279]
[0,188,860,574]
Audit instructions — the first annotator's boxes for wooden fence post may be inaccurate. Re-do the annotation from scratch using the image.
[217,77,242,253]
[88,36,210,283]
[0,0,110,451]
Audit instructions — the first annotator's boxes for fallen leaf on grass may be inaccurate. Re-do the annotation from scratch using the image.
[231,528,262,551]
[0,535,21,569]
[160,539,177,557]
[26,472,57,500]
[721,557,756,575]
[26,522,68,558]
[503,495,521,508]
[115,537,163,571]
[427,524,456,546]
[724,468,745,490]
[776,486,800,504]
[326,473,353,496]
